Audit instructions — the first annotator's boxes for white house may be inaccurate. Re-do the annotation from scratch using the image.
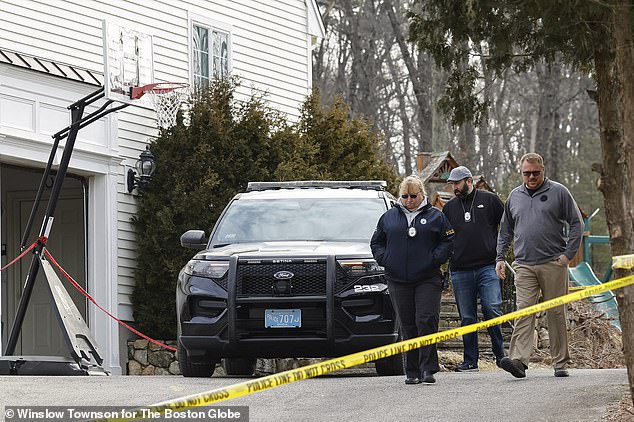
[0,0,324,374]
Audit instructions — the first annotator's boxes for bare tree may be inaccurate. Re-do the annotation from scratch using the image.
[313,0,602,202]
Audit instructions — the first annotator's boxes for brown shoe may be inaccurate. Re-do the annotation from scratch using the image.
[499,357,526,378]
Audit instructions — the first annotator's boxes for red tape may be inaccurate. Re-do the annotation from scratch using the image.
[0,237,47,272]
[43,249,177,352]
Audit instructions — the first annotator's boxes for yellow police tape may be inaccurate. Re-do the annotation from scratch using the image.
[96,261,634,422]
[613,254,634,270]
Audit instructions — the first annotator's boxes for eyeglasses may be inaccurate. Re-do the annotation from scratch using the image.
[401,193,419,199]
[522,171,542,177]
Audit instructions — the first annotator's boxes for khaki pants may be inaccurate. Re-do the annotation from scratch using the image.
[509,260,570,369]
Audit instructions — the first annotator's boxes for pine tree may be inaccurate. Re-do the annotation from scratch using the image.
[277,89,399,191]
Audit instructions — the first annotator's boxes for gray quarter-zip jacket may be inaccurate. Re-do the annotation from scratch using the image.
[496,179,583,265]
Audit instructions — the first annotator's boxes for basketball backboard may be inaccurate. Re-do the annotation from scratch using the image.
[102,20,154,106]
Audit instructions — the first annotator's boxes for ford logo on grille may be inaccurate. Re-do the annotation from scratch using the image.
[273,271,294,280]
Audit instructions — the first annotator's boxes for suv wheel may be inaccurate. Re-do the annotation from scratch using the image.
[223,358,257,376]
[374,330,405,376]
[178,342,216,377]
[375,352,405,376]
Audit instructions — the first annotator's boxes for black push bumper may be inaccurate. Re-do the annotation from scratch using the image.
[178,255,398,361]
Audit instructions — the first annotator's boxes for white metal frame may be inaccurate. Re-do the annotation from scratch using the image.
[0,65,123,374]
[188,12,233,90]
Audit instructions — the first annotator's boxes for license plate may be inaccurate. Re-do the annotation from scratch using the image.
[265,309,301,328]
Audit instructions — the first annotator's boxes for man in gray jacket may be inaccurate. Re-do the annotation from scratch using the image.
[495,152,583,378]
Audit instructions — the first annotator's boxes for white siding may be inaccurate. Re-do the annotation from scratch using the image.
[0,0,312,113]
[0,0,317,322]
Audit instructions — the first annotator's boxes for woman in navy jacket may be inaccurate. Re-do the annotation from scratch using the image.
[371,175,454,384]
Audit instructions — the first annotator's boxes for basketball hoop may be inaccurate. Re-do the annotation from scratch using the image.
[131,82,190,129]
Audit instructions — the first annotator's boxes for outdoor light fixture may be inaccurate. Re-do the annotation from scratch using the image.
[127,146,156,193]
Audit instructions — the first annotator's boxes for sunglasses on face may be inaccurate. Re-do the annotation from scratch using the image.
[522,171,542,177]
[401,193,419,199]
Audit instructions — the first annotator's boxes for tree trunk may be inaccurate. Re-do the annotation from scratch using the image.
[312,0,337,87]
[417,49,433,153]
[493,71,511,188]
[477,42,494,184]
[454,41,476,170]
[535,61,563,180]
[597,6,634,402]
[529,113,538,152]
[458,122,476,170]
[384,0,432,151]
[385,52,413,174]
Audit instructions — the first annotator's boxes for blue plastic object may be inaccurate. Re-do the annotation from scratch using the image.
[568,262,621,331]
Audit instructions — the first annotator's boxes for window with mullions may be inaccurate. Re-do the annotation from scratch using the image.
[192,23,230,89]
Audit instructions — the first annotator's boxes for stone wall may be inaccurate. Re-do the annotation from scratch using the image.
[127,339,180,375]
[126,339,324,376]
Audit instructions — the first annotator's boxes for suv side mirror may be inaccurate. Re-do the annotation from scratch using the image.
[180,230,208,249]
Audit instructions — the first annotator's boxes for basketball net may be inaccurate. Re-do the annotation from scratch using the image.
[143,83,190,129]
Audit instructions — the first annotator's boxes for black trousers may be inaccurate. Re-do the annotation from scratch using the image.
[388,275,442,378]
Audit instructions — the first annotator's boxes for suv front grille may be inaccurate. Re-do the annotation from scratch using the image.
[212,274,228,290]
[335,266,352,292]
[236,261,327,296]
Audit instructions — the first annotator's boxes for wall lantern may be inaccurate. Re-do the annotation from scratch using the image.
[127,146,156,193]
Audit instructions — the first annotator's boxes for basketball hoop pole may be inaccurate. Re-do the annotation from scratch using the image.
[3,86,128,375]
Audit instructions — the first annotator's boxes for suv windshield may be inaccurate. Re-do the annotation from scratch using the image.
[211,198,387,245]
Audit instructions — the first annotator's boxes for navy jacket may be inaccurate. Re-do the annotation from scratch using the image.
[370,203,454,283]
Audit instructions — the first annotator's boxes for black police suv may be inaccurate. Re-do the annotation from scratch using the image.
[176,181,403,377]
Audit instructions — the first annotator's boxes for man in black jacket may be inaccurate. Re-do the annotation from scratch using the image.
[442,166,506,372]
[371,175,454,384]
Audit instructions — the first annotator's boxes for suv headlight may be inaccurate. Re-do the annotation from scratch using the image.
[337,259,383,276]
[184,261,230,278]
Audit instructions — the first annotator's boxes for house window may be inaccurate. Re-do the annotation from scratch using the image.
[212,31,229,79]
[192,22,230,89]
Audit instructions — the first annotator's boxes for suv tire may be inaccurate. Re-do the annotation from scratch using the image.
[375,352,405,376]
[178,342,216,378]
[374,330,405,376]
[223,357,257,376]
